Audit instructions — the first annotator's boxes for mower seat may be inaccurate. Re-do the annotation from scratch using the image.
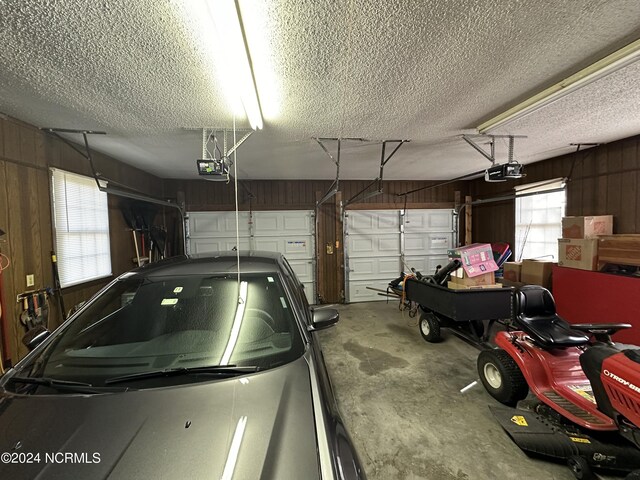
[514,286,590,348]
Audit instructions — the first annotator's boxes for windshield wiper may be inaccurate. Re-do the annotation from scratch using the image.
[5,376,119,394]
[104,365,260,385]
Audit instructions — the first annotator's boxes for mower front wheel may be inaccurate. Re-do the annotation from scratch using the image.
[419,312,442,343]
[567,455,595,480]
[477,349,529,407]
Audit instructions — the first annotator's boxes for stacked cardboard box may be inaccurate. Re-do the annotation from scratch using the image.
[558,215,612,271]
[521,259,554,289]
[502,261,522,282]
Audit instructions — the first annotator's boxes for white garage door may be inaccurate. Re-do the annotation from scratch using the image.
[187,210,315,303]
[345,209,453,302]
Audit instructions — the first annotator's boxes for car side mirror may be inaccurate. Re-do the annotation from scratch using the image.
[308,308,339,332]
[22,325,51,351]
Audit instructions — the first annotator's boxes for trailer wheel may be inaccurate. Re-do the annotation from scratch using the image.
[419,312,441,343]
[567,455,595,480]
[477,349,528,406]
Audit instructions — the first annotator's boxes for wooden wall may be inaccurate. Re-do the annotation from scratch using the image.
[0,116,165,366]
[467,134,640,248]
[164,178,462,303]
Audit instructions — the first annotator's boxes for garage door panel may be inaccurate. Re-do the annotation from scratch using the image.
[404,255,449,276]
[349,280,392,302]
[253,236,313,259]
[349,257,400,281]
[348,234,400,256]
[404,209,452,232]
[253,211,313,236]
[346,208,453,303]
[189,212,250,237]
[188,210,315,303]
[191,237,251,254]
[283,215,310,232]
[348,210,399,234]
[404,232,452,255]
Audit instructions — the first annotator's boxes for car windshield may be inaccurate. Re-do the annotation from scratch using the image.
[19,273,305,388]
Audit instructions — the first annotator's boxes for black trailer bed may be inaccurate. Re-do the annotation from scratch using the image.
[404,278,512,322]
[404,277,514,348]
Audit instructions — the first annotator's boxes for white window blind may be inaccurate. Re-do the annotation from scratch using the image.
[515,178,566,261]
[51,168,112,287]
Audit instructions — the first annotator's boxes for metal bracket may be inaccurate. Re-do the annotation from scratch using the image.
[199,128,254,183]
[343,139,410,208]
[314,137,369,207]
[569,143,600,153]
[462,134,527,164]
[41,128,107,189]
[41,127,187,253]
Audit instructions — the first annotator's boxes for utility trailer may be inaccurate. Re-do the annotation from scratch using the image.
[403,277,513,349]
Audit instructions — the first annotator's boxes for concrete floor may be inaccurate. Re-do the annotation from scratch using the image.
[318,301,618,480]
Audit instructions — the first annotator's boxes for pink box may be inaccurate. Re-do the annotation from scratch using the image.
[447,243,499,278]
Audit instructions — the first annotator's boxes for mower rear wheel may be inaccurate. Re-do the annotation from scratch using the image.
[625,470,640,480]
[477,349,529,407]
[419,312,442,343]
[567,455,595,480]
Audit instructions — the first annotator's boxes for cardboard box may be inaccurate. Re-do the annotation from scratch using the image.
[558,238,598,271]
[502,262,522,282]
[447,243,498,278]
[449,269,496,286]
[562,215,613,239]
[520,260,554,289]
[447,282,503,291]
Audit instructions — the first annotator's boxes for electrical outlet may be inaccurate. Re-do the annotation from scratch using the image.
[26,274,35,287]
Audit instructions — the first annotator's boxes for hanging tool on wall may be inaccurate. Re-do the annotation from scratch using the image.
[121,199,160,266]
[51,251,66,322]
[17,288,51,332]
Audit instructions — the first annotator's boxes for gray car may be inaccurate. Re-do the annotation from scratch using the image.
[0,252,366,480]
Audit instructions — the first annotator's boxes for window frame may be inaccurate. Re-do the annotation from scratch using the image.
[50,168,113,288]
[514,178,567,261]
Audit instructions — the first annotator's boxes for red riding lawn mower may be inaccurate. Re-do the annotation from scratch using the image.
[477,285,640,479]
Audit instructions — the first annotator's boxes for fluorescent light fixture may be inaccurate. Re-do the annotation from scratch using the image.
[220,416,248,480]
[478,38,640,134]
[206,0,263,130]
[220,280,248,365]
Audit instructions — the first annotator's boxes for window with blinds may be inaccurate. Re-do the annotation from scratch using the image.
[514,178,566,261]
[51,168,112,287]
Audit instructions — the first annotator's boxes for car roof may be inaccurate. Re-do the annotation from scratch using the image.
[128,251,286,277]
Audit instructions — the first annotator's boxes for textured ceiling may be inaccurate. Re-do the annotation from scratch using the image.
[0,0,639,180]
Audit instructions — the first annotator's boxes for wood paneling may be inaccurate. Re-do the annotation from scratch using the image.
[467,135,640,249]
[163,179,462,212]
[0,116,165,365]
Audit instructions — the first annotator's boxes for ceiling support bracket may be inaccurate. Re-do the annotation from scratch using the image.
[461,134,527,164]
[41,127,187,253]
[343,139,410,208]
[314,137,368,208]
[198,127,254,183]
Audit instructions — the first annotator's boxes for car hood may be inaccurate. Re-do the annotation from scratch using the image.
[0,356,320,480]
